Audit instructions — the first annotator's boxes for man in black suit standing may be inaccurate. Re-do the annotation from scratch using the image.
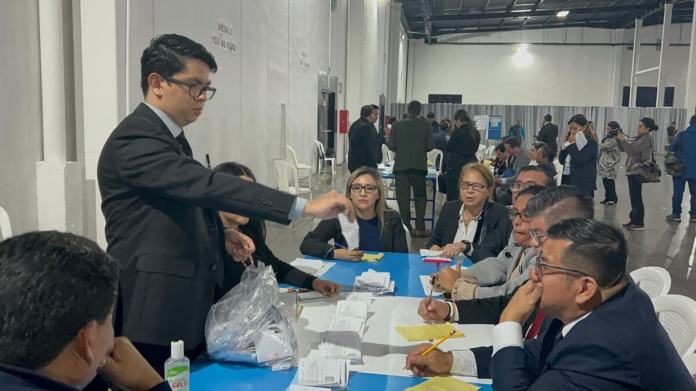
[97,34,353,374]
[536,114,558,159]
[348,105,382,172]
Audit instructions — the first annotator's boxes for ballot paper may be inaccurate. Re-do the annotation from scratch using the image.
[298,357,349,388]
[354,269,394,295]
[395,323,465,342]
[335,300,369,320]
[338,213,360,249]
[405,377,480,391]
[290,258,335,277]
[575,130,588,150]
[330,315,366,335]
[420,275,443,297]
[345,292,374,303]
[419,248,444,257]
[319,331,362,363]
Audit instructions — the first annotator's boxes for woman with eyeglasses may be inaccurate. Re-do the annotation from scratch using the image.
[213,162,340,297]
[300,167,409,261]
[426,163,512,263]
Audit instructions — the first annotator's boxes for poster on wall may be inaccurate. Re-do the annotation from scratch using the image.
[487,115,503,140]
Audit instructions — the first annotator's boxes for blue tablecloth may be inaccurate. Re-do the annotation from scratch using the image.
[191,252,493,390]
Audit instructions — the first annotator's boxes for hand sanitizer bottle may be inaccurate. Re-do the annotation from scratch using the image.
[164,340,189,391]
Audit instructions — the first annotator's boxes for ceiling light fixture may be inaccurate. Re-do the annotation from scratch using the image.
[557,10,570,18]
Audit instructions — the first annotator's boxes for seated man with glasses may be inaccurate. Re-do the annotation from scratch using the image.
[301,167,408,261]
[407,186,593,379]
[426,163,512,263]
[430,185,545,301]
[489,218,694,389]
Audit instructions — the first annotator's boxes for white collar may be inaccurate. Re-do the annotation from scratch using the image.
[144,102,183,138]
[458,203,485,223]
[562,312,592,337]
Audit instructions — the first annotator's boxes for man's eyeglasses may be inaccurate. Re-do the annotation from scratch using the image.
[459,181,487,192]
[533,258,589,279]
[350,184,379,194]
[164,77,217,100]
[529,229,547,245]
[511,181,536,191]
[507,206,531,222]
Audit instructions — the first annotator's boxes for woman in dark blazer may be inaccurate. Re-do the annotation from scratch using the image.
[213,162,340,297]
[559,114,598,198]
[445,109,481,201]
[300,167,409,260]
[427,163,512,263]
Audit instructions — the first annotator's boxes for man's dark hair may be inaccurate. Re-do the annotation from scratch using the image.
[517,185,546,199]
[525,185,594,224]
[0,231,118,369]
[360,105,374,118]
[544,114,552,122]
[426,112,435,119]
[407,100,422,116]
[453,109,471,124]
[140,33,218,95]
[518,165,555,187]
[689,115,695,126]
[371,104,379,111]
[504,136,521,148]
[547,218,627,287]
[495,143,506,153]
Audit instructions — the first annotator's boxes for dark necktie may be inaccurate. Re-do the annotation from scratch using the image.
[176,132,193,158]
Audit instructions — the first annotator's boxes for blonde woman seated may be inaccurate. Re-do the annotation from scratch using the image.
[426,163,512,263]
[300,167,409,260]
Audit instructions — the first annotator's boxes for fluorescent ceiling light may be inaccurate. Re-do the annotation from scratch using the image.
[557,10,570,17]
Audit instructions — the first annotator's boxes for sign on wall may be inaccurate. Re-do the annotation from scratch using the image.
[212,18,237,53]
[488,115,503,140]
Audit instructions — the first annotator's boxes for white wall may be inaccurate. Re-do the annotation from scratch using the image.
[0,0,43,234]
[408,24,693,108]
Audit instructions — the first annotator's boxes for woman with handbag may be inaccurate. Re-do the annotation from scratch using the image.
[598,121,622,206]
[616,117,660,231]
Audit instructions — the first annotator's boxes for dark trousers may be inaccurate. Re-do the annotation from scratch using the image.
[395,169,427,231]
[602,178,618,202]
[672,176,696,215]
[627,175,644,225]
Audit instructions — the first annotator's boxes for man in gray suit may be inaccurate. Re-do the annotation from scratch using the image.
[388,100,434,237]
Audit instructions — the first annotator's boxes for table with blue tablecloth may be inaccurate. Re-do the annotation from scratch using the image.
[192,252,494,390]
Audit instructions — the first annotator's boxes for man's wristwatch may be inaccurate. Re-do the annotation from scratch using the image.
[459,240,471,254]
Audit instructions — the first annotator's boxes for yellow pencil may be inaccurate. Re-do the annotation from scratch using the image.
[420,329,457,356]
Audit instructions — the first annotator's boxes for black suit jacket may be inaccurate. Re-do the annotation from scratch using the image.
[559,137,598,197]
[536,123,559,156]
[348,117,382,172]
[491,283,695,390]
[98,103,296,348]
[426,200,512,263]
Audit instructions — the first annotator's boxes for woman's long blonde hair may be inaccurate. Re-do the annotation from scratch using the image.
[345,167,390,234]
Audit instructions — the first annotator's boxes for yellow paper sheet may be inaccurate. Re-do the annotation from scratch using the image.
[406,377,480,391]
[361,252,384,262]
[395,323,464,342]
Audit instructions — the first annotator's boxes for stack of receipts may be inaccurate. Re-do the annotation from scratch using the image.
[319,300,369,363]
[353,269,394,295]
[297,357,349,389]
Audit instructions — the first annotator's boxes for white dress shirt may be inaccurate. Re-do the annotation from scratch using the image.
[452,204,482,256]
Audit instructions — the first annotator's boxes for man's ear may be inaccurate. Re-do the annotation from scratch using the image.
[575,276,599,307]
[147,73,165,98]
[73,321,99,366]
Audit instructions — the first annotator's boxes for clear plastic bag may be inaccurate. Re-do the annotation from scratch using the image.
[205,263,297,369]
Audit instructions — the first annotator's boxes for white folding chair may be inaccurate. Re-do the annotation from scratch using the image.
[485,145,496,159]
[476,144,486,162]
[402,223,412,252]
[553,159,564,185]
[630,266,672,299]
[286,145,313,188]
[313,140,336,176]
[427,149,444,173]
[0,205,12,240]
[273,158,312,199]
[381,144,392,164]
[683,352,696,377]
[653,294,696,359]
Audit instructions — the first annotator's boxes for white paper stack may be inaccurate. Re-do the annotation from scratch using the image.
[298,357,349,389]
[354,269,395,295]
[337,213,360,249]
[318,331,362,363]
[290,258,335,277]
[345,292,374,303]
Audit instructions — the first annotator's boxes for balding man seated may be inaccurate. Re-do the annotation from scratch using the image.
[0,231,171,391]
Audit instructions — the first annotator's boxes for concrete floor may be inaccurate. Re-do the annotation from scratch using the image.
[265,158,695,300]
